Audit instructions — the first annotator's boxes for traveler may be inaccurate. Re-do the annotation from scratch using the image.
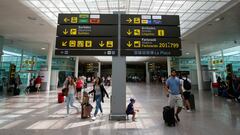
[89,77,109,120]
[34,75,41,93]
[66,77,79,116]
[165,69,183,122]
[76,76,84,100]
[180,73,192,112]
[126,98,139,121]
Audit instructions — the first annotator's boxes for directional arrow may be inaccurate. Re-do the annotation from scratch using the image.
[63,29,68,35]
[99,41,105,47]
[62,41,67,46]
[127,29,132,36]
[64,18,70,23]
[126,41,132,47]
[126,18,132,24]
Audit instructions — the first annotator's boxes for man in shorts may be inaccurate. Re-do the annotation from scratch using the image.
[165,70,183,122]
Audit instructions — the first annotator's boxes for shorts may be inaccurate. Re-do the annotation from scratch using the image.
[35,84,41,88]
[183,91,191,100]
[76,87,82,93]
[168,94,183,108]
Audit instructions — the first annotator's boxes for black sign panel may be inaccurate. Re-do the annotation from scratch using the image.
[121,14,179,26]
[58,14,118,25]
[121,26,180,37]
[55,49,118,56]
[121,38,181,49]
[57,25,118,37]
[56,37,117,49]
[121,49,182,56]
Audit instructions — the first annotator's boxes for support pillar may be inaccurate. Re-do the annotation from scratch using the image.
[19,50,24,71]
[145,62,150,84]
[167,57,171,77]
[46,43,53,91]
[97,62,101,77]
[195,44,203,90]
[0,36,4,69]
[75,56,79,78]
[110,12,126,120]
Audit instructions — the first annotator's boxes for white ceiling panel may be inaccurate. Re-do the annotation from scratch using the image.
[23,0,232,35]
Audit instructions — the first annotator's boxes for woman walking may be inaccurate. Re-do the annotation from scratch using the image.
[66,77,79,116]
[89,77,109,120]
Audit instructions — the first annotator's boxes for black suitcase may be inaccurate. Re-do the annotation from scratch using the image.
[163,106,175,126]
[189,94,195,111]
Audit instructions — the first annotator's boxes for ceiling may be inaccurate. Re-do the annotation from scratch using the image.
[0,0,239,63]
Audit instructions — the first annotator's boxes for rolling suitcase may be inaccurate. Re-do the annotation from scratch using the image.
[163,106,175,126]
[81,103,93,119]
[58,92,64,103]
[189,94,195,111]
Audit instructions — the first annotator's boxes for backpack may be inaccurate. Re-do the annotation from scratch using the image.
[183,78,191,90]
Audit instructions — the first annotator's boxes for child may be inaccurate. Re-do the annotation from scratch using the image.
[126,98,139,121]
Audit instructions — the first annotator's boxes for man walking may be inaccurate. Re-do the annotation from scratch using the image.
[165,70,183,122]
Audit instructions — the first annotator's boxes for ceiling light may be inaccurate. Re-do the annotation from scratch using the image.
[41,47,46,50]
[185,52,190,55]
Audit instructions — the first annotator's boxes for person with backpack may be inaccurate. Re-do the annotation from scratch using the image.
[180,73,192,112]
[76,76,84,100]
[165,69,183,122]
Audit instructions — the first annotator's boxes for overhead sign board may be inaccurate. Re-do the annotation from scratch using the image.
[121,49,182,56]
[56,37,117,49]
[121,14,180,26]
[55,49,118,56]
[120,14,181,56]
[121,26,180,37]
[58,14,118,25]
[121,38,181,49]
[56,14,118,56]
[57,25,118,37]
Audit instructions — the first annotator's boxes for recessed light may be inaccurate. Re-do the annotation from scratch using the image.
[185,52,190,55]
[41,47,46,50]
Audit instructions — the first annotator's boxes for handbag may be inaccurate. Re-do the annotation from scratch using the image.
[62,88,69,96]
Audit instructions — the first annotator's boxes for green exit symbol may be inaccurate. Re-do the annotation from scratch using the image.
[79,18,89,23]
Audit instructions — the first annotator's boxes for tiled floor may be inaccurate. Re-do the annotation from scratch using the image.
[0,83,240,135]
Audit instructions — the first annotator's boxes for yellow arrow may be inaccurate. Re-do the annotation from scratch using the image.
[127,29,132,36]
[126,18,132,23]
[126,41,132,47]
[63,29,68,35]
[99,41,105,47]
[64,18,70,23]
[62,41,67,46]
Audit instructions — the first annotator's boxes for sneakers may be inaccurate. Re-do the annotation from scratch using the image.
[187,110,192,113]
[92,116,96,120]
